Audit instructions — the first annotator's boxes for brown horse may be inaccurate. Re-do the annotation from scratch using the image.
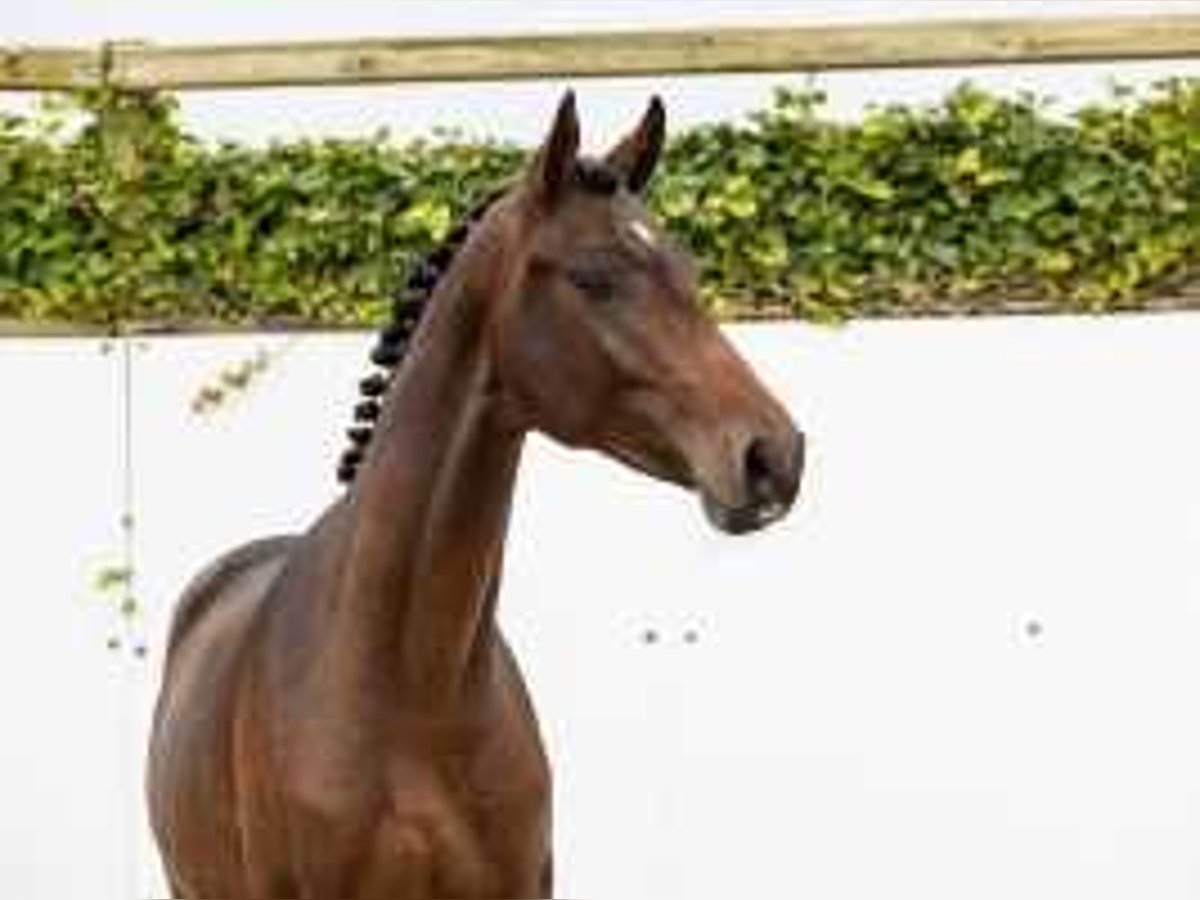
[147,93,805,899]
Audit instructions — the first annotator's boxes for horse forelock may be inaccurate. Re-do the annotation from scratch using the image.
[572,158,620,196]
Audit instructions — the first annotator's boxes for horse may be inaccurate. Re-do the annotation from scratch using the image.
[146,92,805,899]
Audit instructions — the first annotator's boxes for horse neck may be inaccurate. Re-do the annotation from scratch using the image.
[329,260,525,712]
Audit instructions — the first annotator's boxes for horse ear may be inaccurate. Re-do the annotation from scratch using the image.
[604,95,665,194]
[527,90,580,208]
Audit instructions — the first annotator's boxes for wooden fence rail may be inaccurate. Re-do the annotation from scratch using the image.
[2,15,1200,91]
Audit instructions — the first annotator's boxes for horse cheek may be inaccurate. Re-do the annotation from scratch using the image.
[502,296,607,444]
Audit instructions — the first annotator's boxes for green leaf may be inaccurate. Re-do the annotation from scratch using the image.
[92,565,132,592]
[0,80,1196,325]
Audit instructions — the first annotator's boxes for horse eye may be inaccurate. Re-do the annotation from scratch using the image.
[567,266,617,301]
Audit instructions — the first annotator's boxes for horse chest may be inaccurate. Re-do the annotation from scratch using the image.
[376,732,552,897]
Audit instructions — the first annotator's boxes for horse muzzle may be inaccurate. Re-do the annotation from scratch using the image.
[699,427,805,535]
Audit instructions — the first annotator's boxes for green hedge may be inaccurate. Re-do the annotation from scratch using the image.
[1,82,1198,326]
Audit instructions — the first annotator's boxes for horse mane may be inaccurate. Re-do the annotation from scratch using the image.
[336,159,622,485]
[335,187,502,484]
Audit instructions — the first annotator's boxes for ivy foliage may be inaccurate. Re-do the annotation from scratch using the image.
[0,81,1197,326]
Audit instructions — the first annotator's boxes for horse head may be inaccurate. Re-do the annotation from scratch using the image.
[477,92,805,534]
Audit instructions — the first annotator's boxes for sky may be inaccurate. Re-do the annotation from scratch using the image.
[2,1,1200,145]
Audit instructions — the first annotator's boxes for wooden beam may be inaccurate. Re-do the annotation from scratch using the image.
[5,294,1200,337]
[1,16,1198,92]
[0,46,100,90]
[102,17,1200,90]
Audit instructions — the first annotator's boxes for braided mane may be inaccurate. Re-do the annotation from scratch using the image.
[336,187,503,484]
[336,160,622,485]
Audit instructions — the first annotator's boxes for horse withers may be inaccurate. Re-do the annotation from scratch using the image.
[147,92,805,899]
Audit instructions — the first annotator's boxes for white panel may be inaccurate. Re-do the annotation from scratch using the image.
[507,316,1200,899]
[0,339,129,900]
[119,314,1200,899]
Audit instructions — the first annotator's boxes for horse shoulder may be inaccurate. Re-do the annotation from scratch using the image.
[164,535,295,659]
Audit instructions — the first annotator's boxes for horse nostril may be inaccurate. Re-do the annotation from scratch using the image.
[743,437,776,504]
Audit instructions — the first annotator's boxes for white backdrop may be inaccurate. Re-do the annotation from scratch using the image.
[3,314,1200,898]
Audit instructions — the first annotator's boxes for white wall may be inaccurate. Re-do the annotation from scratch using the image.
[4,314,1200,899]
[0,341,131,898]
